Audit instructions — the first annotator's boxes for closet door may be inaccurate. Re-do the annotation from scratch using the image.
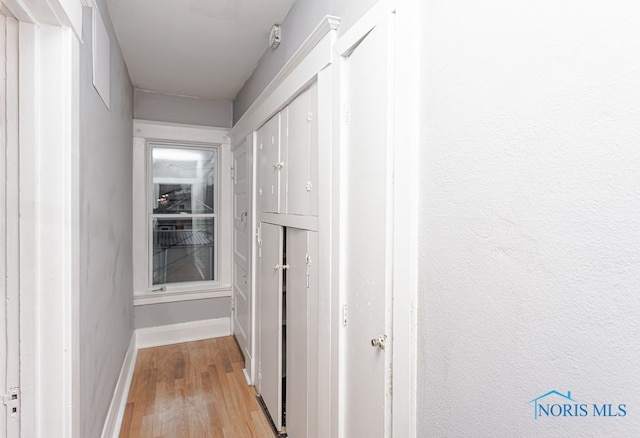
[286,229,318,438]
[257,222,284,430]
[285,83,318,216]
[232,135,252,369]
[259,113,283,213]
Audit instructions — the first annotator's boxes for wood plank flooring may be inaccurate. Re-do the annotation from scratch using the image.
[119,336,274,438]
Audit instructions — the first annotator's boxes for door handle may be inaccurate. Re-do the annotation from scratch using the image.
[370,335,387,350]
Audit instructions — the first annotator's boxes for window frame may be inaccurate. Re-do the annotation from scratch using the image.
[132,120,232,305]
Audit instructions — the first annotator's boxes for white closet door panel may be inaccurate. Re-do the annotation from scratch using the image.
[285,229,314,438]
[343,17,393,438]
[258,223,284,429]
[259,114,281,213]
[308,81,319,216]
[286,88,313,216]
[280,108,289,214]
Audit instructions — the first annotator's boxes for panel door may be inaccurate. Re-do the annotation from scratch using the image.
[285,82,318,216]
[258,113,282,213]
[342,17,393,438]
[257,222,284,430]
[232,135,252,370]
[285,229,318,438]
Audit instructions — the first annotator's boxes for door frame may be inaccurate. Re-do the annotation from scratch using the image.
[1,10,20,437]
[3,0,82,436]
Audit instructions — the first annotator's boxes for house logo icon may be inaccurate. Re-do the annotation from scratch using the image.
[529,390,576,419]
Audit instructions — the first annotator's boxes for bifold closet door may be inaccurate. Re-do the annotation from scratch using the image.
[258,222,284,430]
[285,229,319,438]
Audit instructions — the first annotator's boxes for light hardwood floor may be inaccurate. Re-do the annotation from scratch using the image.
[119,336,274,438]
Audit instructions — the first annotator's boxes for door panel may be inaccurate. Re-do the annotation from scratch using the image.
[285,87,316,216]
[285,229,318,438]
[259,114,281,213]
[343,18,393,438]
[232,137,251,366]
[258,223,284,430]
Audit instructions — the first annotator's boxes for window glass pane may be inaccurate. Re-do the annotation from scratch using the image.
[152,217,215,285]
[152,147,216,214]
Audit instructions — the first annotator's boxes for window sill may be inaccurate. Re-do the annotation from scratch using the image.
[134,286,232,306]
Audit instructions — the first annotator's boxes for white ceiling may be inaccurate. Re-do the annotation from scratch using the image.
[105,0,297,100]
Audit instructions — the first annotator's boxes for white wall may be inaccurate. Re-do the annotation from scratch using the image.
[134,89,232,128]
[79,3,134,437]
[417,1,640,436]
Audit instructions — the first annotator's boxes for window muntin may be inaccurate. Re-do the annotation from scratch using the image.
[149,144,218,288]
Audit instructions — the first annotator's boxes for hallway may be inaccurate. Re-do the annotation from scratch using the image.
[119,337,273,438]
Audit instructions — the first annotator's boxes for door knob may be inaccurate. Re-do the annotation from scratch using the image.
[370,335,387,350]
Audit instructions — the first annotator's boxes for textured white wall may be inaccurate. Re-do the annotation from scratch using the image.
[79,3,134,437]
[417,1,640,436]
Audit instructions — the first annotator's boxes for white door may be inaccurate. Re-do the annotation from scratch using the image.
[232,135,252,372]
[257,222,284,430]
[285,229,318,438]
[0,9,20,436]
[342,17,394,438]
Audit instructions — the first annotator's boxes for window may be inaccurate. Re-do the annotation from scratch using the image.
[132,120,231,304]
[149,144,218,287]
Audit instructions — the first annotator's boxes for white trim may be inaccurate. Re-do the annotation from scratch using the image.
[5,0,82,39]
[132,120,232,298]
[100,334,138,438]
[230,16,341,145]
[134,287,231,306]
[391,1,419,436]
[135,317,231,349]
[18,20,80,438]
[134,119,229,144]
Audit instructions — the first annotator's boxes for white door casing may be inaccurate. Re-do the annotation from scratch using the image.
[341,15,394,438]
[232,135,252,372]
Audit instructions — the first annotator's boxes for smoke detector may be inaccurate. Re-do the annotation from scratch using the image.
[269,24,281,50]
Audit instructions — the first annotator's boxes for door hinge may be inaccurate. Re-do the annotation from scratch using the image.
[343,304,348,326]
[306,273,310,289]
[230,165,235,180]
[3,388,19,415]
[306,181,313,192]
[307,112,313,122]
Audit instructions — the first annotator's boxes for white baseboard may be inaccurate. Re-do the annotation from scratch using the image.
[135,317,231,349]
[101,317,231,438]
[100,333,138,438]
